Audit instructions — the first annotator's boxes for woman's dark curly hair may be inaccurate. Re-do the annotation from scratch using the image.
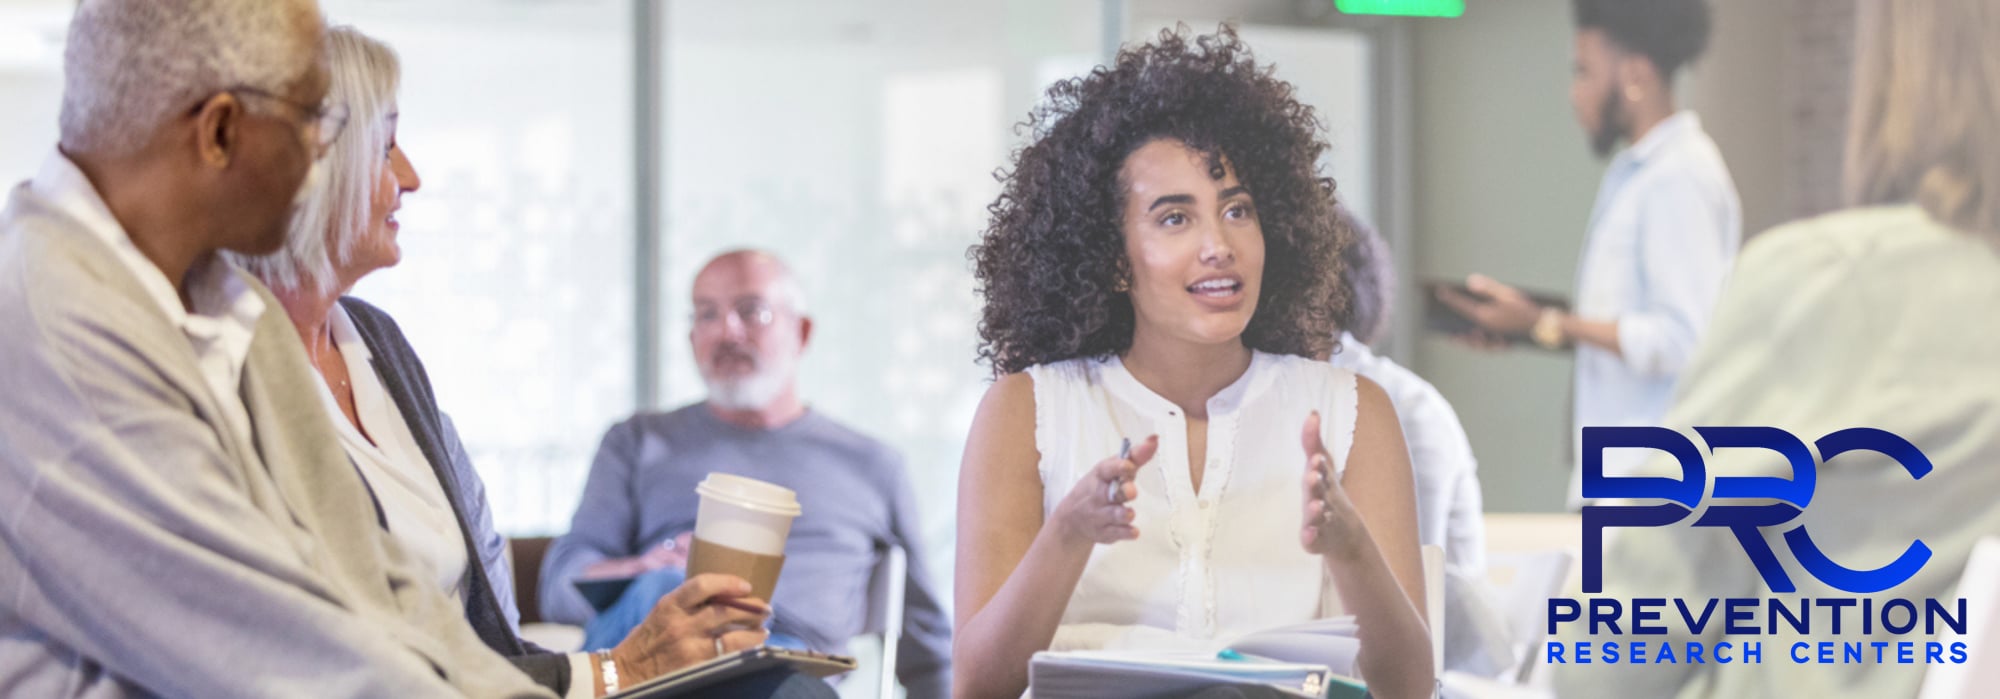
[970,25,1351,377]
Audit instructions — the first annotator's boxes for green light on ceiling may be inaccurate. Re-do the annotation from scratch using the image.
[1335,0,1466,18]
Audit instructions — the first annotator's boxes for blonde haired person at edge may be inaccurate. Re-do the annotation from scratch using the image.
[1557,0,2000,696]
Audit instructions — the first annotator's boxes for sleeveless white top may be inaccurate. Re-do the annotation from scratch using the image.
[1026,351,1360,652]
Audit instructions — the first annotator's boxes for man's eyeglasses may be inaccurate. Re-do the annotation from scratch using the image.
[693,300,780,329]
[221,86,350,158]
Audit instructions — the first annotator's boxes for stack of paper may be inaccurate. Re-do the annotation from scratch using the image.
[1031,651,1332,698]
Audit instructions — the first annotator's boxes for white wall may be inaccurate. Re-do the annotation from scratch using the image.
[1407,0,1598,513]
[657,0,1106,600]
[1682,0,1790,237]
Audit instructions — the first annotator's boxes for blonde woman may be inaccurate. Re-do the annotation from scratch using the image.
[233,26,831,699]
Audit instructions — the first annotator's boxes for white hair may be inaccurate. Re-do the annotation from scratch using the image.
[229,26,400,295]
[60,0,323,158]
[701,248,810,315]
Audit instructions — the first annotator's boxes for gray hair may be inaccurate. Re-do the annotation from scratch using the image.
[1334,206,1395,347]
[698,248,810,316]
[60,0,323,158]
[229,26,401,295]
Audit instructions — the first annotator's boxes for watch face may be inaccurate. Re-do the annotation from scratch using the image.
[1533,311,1565,349]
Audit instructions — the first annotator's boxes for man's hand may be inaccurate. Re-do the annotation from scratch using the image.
[1435,274,1544,343]
[607,574,770,684]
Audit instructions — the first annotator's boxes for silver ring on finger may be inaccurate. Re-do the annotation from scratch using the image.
[714,635,727,658]
[1106,479,1121,505]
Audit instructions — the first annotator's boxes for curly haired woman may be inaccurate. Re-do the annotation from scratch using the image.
[952,27,1435,699]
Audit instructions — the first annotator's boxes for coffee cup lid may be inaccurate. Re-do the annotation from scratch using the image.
[696,473,803,517]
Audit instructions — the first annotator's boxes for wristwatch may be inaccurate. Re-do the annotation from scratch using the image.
[1531,307,1567,350]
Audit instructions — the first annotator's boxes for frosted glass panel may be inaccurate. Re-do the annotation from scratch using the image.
[660,0,1104,596]
[327,0,638,536]
[0,1,68,185]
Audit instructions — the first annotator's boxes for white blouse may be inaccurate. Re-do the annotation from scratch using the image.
[316,305,469,603]
[1028,351,1359,652]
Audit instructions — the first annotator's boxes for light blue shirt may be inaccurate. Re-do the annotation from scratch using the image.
[1568,111,1741,502]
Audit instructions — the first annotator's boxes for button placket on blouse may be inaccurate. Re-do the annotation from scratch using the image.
[1191,398,1241,638]
[1153,408,1204,636]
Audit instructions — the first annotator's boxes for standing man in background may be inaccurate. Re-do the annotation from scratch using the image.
[1439,0,1740,507]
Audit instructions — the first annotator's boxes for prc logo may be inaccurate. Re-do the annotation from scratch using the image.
[1581,426,1933,595]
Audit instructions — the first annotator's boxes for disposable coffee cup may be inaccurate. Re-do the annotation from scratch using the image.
[686,473,802,600]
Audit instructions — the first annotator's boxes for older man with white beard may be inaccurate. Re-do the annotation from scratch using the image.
[541,250,953,698]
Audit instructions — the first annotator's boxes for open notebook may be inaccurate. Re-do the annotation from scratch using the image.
[1030,617,1366,699]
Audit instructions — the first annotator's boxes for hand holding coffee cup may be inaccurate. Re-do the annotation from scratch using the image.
[609,573,772,681]
[685,473,802,600]
[1052,434,1158,547]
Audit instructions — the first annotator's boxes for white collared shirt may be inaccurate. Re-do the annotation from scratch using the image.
[317,304,469,603]
[1330,333,1484,574]
[30,151,265,441]
[1569,111,1742,503]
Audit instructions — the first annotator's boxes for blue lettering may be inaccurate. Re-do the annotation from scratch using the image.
[1789,429,1933,593]
[1590,598,1624,635]
[1769,597,1810,634]
[1632,598,1666,635]
[1953,643,1968,663]
[1547,642,1566,664]
[1548,599,1581,635]
[1927,642,1944,664]
[1686,642,1705,664]
[1821,598,1855,634]
[1725,598,1759,635]
[1575,427,1939,595]
[1579,427,1703,593]
[1884,599,1919,634]
[1790,642,1810,664]
[1677,598,1717,635]
[1716,642,1733,664]
[1742,642,1762,663]
[1898,642,1915,664]
[1631,641,1647,664]
[1929,598,1969,635]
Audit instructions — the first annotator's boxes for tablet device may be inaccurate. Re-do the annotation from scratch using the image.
[1422,280,1570,344]
[607,646,858,698]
